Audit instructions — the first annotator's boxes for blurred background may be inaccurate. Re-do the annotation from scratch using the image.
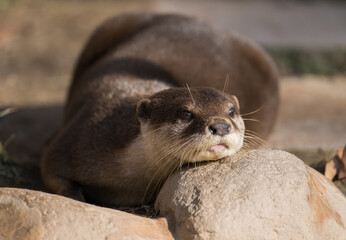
[0,0,345,191]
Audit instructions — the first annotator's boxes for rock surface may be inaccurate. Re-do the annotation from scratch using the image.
[155,149,346,240]
[1,150,345,240]
[0,188,173,240]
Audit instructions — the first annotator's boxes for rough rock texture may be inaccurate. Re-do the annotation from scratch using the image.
[155,149,346,240]
[1,150,345,240]
[0,188,173,240]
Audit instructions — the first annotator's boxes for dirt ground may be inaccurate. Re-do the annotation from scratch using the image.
[0,0,345,190]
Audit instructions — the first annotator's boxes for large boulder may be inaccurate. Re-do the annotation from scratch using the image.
[1,150,345,240]
[155,149,346,240]
[0,188,173,240]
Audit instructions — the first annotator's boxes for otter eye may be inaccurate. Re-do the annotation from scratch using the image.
[229,107,235,118]
[179,110,194,122]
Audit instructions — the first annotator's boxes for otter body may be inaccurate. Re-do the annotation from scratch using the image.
[41,13,278,207]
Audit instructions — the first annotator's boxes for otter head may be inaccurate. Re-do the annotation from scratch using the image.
[136,87,245,171]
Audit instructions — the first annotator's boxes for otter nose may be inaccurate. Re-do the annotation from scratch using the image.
[208,123,231,136]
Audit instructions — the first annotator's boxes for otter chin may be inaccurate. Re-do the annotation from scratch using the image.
[41,13,278,208]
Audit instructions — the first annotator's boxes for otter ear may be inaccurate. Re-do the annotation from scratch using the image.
[136,99,152,121]
[232,95,240,110]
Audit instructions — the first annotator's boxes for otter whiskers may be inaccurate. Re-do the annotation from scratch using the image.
[141,135,197,205]
[241,105,264,117]
[242,130,268,150]
[223,74,230,93]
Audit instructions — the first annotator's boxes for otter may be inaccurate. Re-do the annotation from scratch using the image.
[41,13,278,207]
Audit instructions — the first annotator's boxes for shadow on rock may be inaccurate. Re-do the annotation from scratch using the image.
[0,105,63,191]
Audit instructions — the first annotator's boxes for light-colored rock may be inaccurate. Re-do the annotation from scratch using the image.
[0,188,173,240]
[155,149,346,240]
[2,150,345,240]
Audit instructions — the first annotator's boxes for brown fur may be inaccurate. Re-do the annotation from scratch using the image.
[41,13,279,207]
